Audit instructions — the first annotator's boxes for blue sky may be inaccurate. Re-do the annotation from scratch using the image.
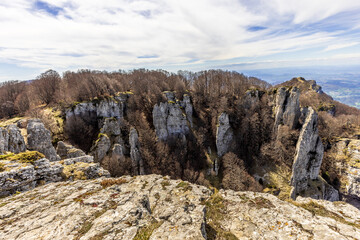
[1,0,360,82]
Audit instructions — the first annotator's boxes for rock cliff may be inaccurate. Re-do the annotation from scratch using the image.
[215,112,234,157]
[65,95,127,121]
[1,175,360,240]
[290,108,339,201]
[334,139,360,198]
[274,87,301,130]
[129,127,144,175]
[152,92,192,141]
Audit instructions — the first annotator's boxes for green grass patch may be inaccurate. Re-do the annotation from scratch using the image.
[294,200,360,228]
[133,220,163,240]
[176,181,193,192]
[0,151,45,164]
[204,191,239,240]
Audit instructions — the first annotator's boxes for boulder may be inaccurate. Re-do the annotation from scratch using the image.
[274,87,301,130]
[27,119,60,161]
[7,124,26,154]
[216,112,234,157]
[56,141,86,160]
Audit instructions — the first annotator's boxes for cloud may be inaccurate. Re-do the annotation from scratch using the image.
[324,42,359,51]
[0,0,360,80]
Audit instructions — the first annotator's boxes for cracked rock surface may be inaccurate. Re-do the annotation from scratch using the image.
[1,175,360,240]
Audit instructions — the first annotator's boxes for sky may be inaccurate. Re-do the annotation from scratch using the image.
[1,0,360,82]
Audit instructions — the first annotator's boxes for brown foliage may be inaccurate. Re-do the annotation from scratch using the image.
[221,152,262,192]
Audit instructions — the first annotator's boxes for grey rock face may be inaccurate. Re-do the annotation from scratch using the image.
[56,141,86,159]
[0,158,63,197]
[90,134,111,163]
[309,80,324,94]
[274,87,301,130]
[65,96,126,121]
[27,119,60,161]
[7,124,26,154]
[129,128,144,175]
[244,89,262,109]
[334,139,360,197]
[1,175,360,239]
[100,117,121,136]
[0,127,9,154]
[216,112,234,157]
[182,94,193,127]
[290,108,328,199]
[153,93,192,141]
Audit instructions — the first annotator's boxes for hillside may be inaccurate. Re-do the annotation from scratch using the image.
[1,175,360,240]
[1,69,360,218]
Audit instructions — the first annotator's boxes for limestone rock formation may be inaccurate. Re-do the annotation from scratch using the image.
[7,124,26,154]
[56,141,86,159]
[0,153,109,197]
[0,127,8,154]
[1,175,360,239]
[309,80,324,94]
[129,128,144,175]
[27,119,60,161]
[274,87,301,130]
[152,92,192,141]
[290,108,338,200]
[90,134,111,163]
[216,112,234,157]
[0,158,63,197]
[334,139,360,197]
[244,89,263,109]
[90,117,126,164]
[65,95,127,121]
[181,94,193,127]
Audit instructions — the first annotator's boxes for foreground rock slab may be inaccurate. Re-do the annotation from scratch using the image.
[1,175,360,240]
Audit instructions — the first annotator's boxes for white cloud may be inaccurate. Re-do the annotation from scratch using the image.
[325,42,359,51]
[0,0,360,77]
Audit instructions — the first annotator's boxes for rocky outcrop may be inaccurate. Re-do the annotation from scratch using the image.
[27,119,60,161]
[0,158,63,197]
[216,112,234,157]
[274,87,301,130]
[56,141,86,159]
[152,92,192,141]
[0,152,110,197]
[90,117,127,164]
[130,128,144,175]
[0,127,8,154]
[1,175,360,239]
[309,80,324,94]
[244,89,263,109]
[334,139,360,198]
[290,108,338,200]
[181,94,193,127]
[7,124,26,154]
[65,95,127,121]
[90,134,111,163]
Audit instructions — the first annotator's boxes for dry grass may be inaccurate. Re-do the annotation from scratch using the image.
[100,178,127,188]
